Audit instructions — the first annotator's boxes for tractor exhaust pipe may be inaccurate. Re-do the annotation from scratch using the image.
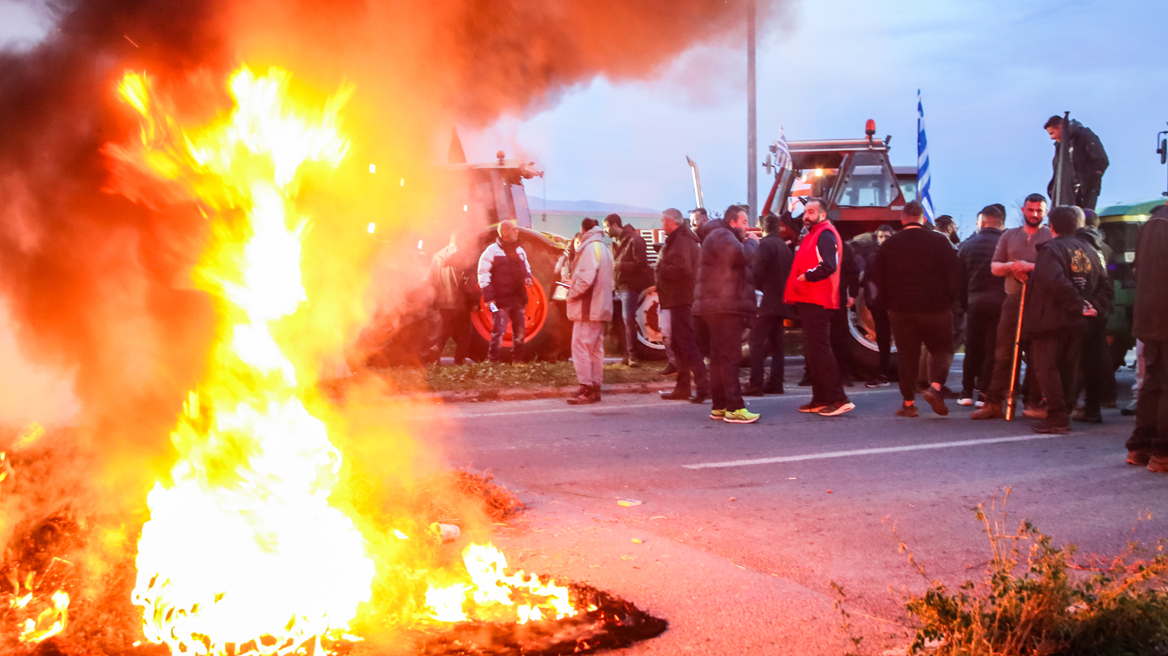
[686,156,705,210]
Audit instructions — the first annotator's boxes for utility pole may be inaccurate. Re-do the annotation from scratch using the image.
[746,0,757,225]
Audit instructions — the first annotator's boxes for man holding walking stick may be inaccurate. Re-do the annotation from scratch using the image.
[971,194,1053,420]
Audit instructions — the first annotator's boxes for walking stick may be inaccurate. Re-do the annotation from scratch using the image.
[1005,282,1028,421]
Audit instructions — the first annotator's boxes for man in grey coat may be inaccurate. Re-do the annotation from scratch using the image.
[565,224,615,405]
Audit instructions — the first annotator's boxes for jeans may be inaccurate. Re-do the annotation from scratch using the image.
[616,289,640,360]
[705,313,744,412]
[669,305,709,396]
[488,304,526,362]
[1126,340,1168,456]
[436,308,472,364]
[985,294,1040,406]
[962,302,1001,396]
[796,303,848,406]
[1030,328,1084,423]
[571,320,605,387]
[889,310,954,403]
[749,314,786,390]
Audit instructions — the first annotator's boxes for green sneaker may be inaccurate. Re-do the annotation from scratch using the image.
[710,409,726,420]
[723,408,760,424]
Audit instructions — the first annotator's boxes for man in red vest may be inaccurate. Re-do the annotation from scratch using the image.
[785,198,855,416]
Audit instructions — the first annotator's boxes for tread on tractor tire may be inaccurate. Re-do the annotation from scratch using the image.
[468,229,571,362]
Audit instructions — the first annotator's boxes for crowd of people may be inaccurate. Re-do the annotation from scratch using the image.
[427,114,1168,470]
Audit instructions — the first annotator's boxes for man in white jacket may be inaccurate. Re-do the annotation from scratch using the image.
[565,223,614,404]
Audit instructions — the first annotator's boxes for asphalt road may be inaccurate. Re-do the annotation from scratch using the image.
[414,361,1166,654]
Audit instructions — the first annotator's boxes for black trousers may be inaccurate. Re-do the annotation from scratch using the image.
[436,308,472,364]
[829,308,855,380]
[871,304,894,378]
[1126,339,1168,457]
[1077,316,1113,413]
[669,305,709,396]
[749,314,786,390]
[705,313,745,412]
[889,309,954,402]
[1030,328,1084,422]
[796,303,848,406]
[962,302,1001,396]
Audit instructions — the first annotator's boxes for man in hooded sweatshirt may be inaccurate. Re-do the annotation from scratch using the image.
[694,205,759,424]
[477,220,533,363]
[1125,204,1168,470]
[565,222,615,405]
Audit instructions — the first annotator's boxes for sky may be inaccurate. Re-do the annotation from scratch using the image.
[2,0,1167,236]
[460,0,1168,235]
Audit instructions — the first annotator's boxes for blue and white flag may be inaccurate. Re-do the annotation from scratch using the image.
[916,89,936,223]
[774,125,792,171]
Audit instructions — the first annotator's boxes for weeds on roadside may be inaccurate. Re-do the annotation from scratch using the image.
[901,487,1168,655]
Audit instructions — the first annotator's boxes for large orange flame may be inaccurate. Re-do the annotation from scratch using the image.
[118,67,373,656]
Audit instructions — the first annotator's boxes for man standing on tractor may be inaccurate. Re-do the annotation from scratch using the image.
[604,214,654,367]
[565,221,614,405]
[971,194,1053,420]
[1045,115,1109,210]
[656,208,709,403]
[785,198,854,417]
[694,205,759,423]
[874,201,963,417]
[1021,206,1109,434]
[477,220,533,363]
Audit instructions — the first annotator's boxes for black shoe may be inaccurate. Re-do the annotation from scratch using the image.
[798,373,812,387]
[1122,401,1137,416]
[660,363,678,376]
[659,389,691,400]
[1072,408,1103,424]
[588,384,602,402]
[866,376,891,388]
[1033,417,1071,434]
[566,386,595,405]
[923,387,949,416]
[688,392,710,404]
[742,385,765,397]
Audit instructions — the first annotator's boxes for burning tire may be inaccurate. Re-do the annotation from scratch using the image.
[468,228,571,362]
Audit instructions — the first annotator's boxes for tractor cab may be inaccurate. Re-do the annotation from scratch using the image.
[763,124,912,241]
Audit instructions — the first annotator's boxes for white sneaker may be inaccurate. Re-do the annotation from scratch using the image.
[957,397,974,406]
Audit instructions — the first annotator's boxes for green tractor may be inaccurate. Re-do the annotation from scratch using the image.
[1098,197,1167,367]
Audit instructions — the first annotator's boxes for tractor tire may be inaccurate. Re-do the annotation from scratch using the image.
[630,287,668,362]
[847,291,897,377]
[468,229,571,362]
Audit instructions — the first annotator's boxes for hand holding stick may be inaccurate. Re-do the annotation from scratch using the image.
[1005,282,1028,421]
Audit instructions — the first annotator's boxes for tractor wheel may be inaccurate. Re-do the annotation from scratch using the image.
[631,287,668,362]
[468,229,571,362]
[847,291,897,377]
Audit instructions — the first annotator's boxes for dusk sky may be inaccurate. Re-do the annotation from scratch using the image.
[4,0,1166,235]
[461,0,1168,234]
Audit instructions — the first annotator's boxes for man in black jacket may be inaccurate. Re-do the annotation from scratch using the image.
[1045,116,1109,210]
[874,201,963,416]
[745,214,794,396]
[1125,204,1168,470]
[1023,206,1110,433]
[477,220,533,363]
[656,208,709,403]
[1072,213,1116,423]
[604,214,654,366]
[957,205,1007,405]
[862,225,896,387]
[694,207,759,423]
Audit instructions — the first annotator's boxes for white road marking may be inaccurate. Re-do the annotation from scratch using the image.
[682,434,1065,470]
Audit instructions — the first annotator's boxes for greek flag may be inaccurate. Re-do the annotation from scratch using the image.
[917,89,936,223]
[774,125,792,171]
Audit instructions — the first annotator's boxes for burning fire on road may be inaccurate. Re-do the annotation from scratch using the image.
[0,0,774,653]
